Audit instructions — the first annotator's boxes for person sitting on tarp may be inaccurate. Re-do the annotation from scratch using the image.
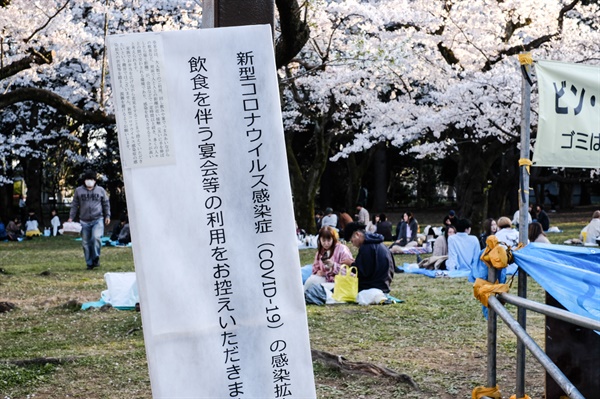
[418,224,457,270]
[479,218,497,249]
[6,217,23,241]
[511,205,533,229]
[111,213,127,241]
[350,230,395,293]
[25,214,41,237]
[117,219,131,245]
[389,211,419,254]
[303,226,354,292]
[446,218,480,271]
[534,204,550,231]
[111,213,131,245]
[443,210,457,227]
[528,222,550,244]
[582,210,600,244]
[495,216,519,247]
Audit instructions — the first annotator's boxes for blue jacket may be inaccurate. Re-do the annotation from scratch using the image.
[354,233,395,293]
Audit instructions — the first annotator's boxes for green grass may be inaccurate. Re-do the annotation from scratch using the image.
[0,207,594,398]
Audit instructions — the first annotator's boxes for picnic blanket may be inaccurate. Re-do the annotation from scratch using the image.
[512,243,600,325]
[393,246,431,255]
[401,262,518,278]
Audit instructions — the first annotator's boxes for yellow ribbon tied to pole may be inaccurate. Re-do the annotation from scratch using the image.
[518,53,533,65]
[480,235,509,269]
[472,385,502,399]
[473,278,510,307]
[518,158,533,175]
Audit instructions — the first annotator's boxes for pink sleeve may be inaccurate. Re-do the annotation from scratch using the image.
[331,244,354,268]
[312,251,323,274]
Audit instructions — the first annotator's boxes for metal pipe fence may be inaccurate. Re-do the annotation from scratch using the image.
[483,265,597,399]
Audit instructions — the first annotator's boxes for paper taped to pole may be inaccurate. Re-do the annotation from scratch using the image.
[107,25,316,398]
[533,59,600,168]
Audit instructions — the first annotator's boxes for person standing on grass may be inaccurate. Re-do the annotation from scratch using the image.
[68,170,111,270]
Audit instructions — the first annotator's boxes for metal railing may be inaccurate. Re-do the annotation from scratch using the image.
[481,266,600,399]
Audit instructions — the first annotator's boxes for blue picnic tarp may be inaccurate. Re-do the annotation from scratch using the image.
[512,243,600,323]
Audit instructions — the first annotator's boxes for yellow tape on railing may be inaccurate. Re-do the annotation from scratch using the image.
[472,385,502,399]
[473,278,509,307]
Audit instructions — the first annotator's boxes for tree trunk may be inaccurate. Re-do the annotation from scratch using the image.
[371,142,387,213]
[0,184,13,223]
[453,142,505,235]
[558,181,573,210]
[22,156,44,225]
[285,99,336,234]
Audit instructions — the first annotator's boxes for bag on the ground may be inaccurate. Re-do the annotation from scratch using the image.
[356,288,388,305]
[332,265,358,303]
[304,283,327,305]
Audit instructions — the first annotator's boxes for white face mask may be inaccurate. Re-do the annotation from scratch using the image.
[85,179,95,188]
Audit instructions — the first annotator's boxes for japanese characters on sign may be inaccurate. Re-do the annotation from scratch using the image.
[111,38,174,168]
[533,60,600,168]
[237,50,294,397]
[107,25,315,399]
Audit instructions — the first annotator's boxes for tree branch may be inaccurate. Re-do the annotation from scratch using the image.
[482,0,580,71]
[24,0,72,44]
[0,87,115,125]
[0,49,54,80]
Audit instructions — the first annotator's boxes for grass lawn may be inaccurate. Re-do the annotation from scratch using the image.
[0,206,595,398]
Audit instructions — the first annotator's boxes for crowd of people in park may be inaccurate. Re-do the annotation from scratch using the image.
[2,171,600,300]
[303,202,600,303]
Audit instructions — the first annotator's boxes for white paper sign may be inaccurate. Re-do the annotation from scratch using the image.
[533,59,600,168]
[107,25,316,398]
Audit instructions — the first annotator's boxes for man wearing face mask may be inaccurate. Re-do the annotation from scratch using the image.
[68,170,111,270]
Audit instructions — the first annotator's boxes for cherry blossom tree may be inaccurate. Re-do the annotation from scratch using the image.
[0,0,203,219]
[281,0,600,231]
[0,0,311,222]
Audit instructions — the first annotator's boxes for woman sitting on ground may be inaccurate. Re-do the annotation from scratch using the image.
[479,218,498,249]
[433,225,457,257]
[528,222,550,244]
[25,215,41,238]
[418,224,456,270]
[389,212,419,253]
[303,226,354,291]
[581,210,600,244]
[494,216,519,247]
[6,217,23,241]
[366,214,379,234]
